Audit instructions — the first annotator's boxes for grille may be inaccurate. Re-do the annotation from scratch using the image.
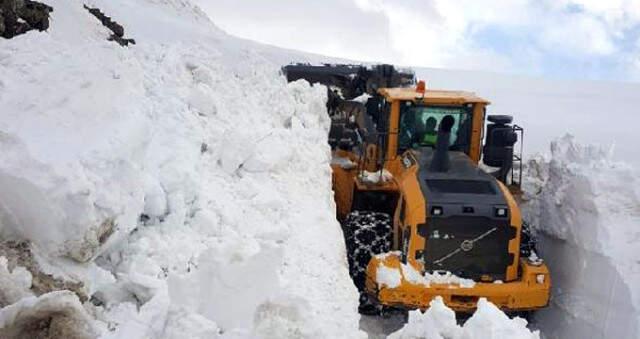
[426,179,497,195]
[419,216,513,281]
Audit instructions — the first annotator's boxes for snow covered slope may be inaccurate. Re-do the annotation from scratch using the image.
[523,135,640,339]
[0,0,363,337]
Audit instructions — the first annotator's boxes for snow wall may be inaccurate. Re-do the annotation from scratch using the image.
[523,135,640,339]
[0,0,363,337]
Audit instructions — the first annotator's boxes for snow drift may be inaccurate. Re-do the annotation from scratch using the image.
[523,135,640,339]
[0,0,363,337]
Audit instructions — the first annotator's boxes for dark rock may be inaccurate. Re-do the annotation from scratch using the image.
[0,15,5,36]
[20,0,53,30]
[1,0,52,39]
[84,4,134,46]
[108,34,135,47]
[109,21,124,37]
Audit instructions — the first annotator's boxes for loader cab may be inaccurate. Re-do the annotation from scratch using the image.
[377,86,489,164]
[397,103,473,153]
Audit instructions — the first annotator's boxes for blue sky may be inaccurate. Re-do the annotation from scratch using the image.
[196,0,640,82]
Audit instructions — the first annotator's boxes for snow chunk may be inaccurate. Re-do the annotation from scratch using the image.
[389,297,461,339]
[424,271,476,288]
[252,295,322,338]
[0,291,98,339]
[360,169,393,184]
[378,260,475,288]
[167,245,282,331]
[0,256,33,306]
[377,264,402,288]
[331,156,357,170]
[352,93,372,104]
[401,263,429,287]
[390,297,539,339]
[461,298,539,339]
[374,251,402,260]
[162,308,220,339]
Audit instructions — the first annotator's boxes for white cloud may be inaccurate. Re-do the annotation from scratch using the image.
[538,12,617,56]
[352,0,640,76]
[192,0,401,63]
[194,0,640,81]
[353,0,518,71]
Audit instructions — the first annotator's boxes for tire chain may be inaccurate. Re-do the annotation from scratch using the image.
[343,210,392,292]
[520,221,538,257]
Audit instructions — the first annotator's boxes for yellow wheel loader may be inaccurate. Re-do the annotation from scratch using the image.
[284,64,550,315]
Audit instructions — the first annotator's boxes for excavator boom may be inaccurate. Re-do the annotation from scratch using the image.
[283,63,415,101]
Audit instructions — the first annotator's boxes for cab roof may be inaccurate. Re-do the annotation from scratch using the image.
[378,87,490,105]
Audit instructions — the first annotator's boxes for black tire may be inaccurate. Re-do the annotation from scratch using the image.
[343,211,392,292]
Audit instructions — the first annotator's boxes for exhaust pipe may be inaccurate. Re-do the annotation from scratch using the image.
[429,115,454,172]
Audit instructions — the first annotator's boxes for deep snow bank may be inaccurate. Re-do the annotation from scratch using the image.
[0,0,363,337]
[522,135,640,339]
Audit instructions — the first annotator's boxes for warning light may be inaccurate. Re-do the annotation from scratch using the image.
[416,80,426,94]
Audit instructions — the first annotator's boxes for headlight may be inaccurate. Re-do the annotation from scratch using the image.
[431,206,443,216]
[536,274,545,284]
[495,207,508,218]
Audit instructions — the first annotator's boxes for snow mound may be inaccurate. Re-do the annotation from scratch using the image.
[1,0,363,337]
[460,299,538,339]
[390,297,539,339]
[377,264,403,288]
[523,134,640,338]
[0,257,33,306]
[0,290,98,339]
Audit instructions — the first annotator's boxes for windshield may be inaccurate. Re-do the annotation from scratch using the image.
[398,104,472,152]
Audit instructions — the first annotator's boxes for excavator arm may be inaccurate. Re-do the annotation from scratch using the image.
[282,63,415,149]
[282,63,415,102]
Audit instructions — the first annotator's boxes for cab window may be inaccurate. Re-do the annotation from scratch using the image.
[398,103,472,153]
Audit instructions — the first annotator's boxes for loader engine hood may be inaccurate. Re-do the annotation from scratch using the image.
[417,149,516,281]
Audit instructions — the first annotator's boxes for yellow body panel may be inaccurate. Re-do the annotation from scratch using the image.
[366,253,550,312]
[497,180,522,282]
[386,101,401,161]
[379,88,490,104]
[469,102,485,163]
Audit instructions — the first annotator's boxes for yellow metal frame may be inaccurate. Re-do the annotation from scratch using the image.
[330,85,551,313]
